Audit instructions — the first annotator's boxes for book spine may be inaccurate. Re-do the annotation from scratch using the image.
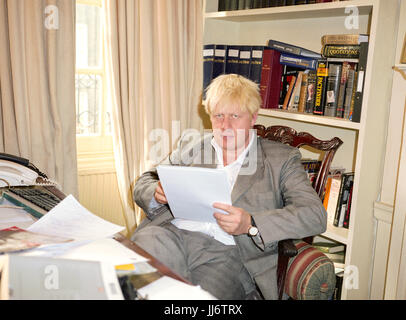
[280,53,318,70]
[203,44,215,94]
[288,71,303,111]
[282,75,297,110]
[333,174,346,227]
[337,173,354,227]
[335,61,350,118]
[348,69,358,120]
[313,60,328,115]
[244,0,253,9]
[260,49,282,109]
[343,181,354,229]
[249,46,265,85]
[225,45,240,75]
[351,41,369,122]
[343,65,357,119]
[212,44,227,80]
[322,44,360,59]
[298,72,308,113]
[267,39,321,59]
[305,70,317,113]
[324,63,342,117]
[238,45,252,78]
[321,34,368,46]
[218,0,226,11]
[327,176,342,226]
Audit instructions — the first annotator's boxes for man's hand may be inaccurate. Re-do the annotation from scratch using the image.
[213,202,252,235]
[154,181,168,204]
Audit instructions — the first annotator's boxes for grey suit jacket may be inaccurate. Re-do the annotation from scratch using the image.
[133,134,327,299]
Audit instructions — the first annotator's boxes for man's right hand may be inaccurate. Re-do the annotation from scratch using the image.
[154,181,168,204]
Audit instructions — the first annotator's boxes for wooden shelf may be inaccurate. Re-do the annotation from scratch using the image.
[205,0,373,21]
[258,108,361,130]
[322,223,349,245]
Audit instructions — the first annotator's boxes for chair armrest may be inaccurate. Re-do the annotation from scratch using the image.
[284,240,336,300]
[278,239,298,257]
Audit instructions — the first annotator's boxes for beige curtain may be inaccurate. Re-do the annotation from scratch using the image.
[105,0,204,234]
[0,0,78,196]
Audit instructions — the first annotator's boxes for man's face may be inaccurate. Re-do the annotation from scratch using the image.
[210,102,257,154]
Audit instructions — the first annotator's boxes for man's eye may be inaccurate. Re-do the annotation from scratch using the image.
[215,114,223,119]
[232,114,239,119]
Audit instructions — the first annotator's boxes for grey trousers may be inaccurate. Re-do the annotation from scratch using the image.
[131,222,257,300]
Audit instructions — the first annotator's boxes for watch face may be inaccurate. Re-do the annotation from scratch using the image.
[249,226,259,237]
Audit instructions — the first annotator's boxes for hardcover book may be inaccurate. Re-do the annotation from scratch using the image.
[334,172,354,227]
[203,44,215,93]
[259,48,282,109]
[313,60,328,115]
[323,44,360,59]
[267,39,322,59]
[249,46,265,85]
[324,63,342,117]
[351,41,369,122]
[321,34,369,46]
[238,46,252,78]
[280,53,318,70]
[305,70,317,113]
[225,45,241,74]
[212,44,227,80]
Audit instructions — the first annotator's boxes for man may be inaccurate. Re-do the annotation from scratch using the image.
[132,74,327,300]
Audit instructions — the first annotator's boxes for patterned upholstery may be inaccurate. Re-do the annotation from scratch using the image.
[284,240,336,300]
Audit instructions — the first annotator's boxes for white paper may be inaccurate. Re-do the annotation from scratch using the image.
[157,166,231,223]
[17,238,147,264]
[0,198,36,229]
[138,276,217,300]
[27,195,125,241]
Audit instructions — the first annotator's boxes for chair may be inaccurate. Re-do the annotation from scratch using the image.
[254,124,343,300]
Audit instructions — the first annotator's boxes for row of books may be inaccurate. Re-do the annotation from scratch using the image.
[203,34,369,122]
[323,171,354,229]
[218,0,347,11]
[301,159,354,229]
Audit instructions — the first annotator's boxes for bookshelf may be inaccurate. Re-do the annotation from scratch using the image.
[203,0,399,299]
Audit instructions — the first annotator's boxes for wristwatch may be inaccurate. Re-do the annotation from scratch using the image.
[248,216,259,237]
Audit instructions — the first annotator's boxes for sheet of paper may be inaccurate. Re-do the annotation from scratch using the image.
[16,238,147,265]
[156,166,231,223]
[27,194,125,241]
[0,198,36,229]
[138,275,217,300]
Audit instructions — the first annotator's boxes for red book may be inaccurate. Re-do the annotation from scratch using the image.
[259,49,282,109]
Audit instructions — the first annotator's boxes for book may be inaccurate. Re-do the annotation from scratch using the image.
[298,71,309,113]
[343,181,354,229]
[335,61,351,118]
[305,70,317,113]
[282,75,297,110]
[313,241,345,253]
[322,44,360,59]
[324,63,342,117]
[313,60,328,115]
[321,33,369,46]
[334,172,354,227]
[267,39,322,59]
[225,45,241,74]
[249,46,265,85]
[203,44,215,93]
[326,176,342,226]
[238,45,252,78]
[259,48,282,109]
[279,65,299,107]
[212,44,227,80]
[343,65,357,119]
[280,52,318,70]
[288,71,303,111]
[351,41,369,122]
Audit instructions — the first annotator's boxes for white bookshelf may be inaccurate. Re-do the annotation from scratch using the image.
[204,0,399,300]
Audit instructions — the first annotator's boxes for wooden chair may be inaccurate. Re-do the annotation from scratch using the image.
[254,124,343,299]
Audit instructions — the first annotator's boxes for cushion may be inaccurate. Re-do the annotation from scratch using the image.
[284,240,336,300]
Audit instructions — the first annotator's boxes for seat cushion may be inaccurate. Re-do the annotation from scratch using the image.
[284,240,336,300]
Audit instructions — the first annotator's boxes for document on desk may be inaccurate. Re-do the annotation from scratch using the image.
[27,194,125,241]
[156,165,232,223]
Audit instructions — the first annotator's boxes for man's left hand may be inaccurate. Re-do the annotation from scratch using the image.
[213,202,251,235]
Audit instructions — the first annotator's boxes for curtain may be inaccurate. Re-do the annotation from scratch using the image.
[105,0,204,235]
[0,0,78,196]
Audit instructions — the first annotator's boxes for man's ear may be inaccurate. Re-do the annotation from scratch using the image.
[251,112,258,126]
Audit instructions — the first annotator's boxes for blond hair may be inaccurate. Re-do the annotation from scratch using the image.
[203,74,261,116]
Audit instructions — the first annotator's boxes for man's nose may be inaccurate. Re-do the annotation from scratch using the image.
[221,116,231,129]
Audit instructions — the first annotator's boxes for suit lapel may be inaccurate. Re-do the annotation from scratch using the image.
[232,138,265,203]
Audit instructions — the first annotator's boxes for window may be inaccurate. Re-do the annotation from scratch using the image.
[75,0,112,155]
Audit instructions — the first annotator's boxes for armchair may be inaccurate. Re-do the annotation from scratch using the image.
[254,124,343,300]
